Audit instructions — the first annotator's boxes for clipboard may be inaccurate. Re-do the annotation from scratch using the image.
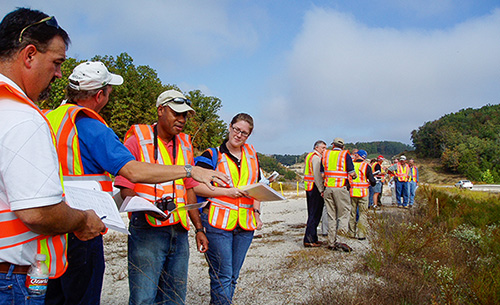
[239,183,285,201]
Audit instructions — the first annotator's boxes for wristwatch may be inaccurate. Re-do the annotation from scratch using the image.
[195,227,205,234]
[184,164,192,178]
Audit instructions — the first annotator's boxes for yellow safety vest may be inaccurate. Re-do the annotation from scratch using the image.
[396,163,410,182]
[45,104,114,194]
[350,162,369,197]
[304,151,320,191]
[323,149,349,188]
[207,144,259,231]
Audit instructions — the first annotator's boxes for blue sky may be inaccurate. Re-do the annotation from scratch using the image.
[3,1,500,154]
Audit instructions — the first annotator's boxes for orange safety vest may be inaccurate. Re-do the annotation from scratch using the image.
[409,166,418,182]
[350,162,369,197]
[45,104,113,194]
[323,149,349,188]
[396,163,410,182]
[0,82,67,278]
[303,151,321,191]
[124,125,191,229]
[207,144,259,231]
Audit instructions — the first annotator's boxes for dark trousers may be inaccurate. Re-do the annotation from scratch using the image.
[304,184,325,244]
[46,233,105,305]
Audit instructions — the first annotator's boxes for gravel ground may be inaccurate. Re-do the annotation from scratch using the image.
[101,190,390,304]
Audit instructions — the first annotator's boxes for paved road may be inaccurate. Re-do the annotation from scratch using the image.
[454,184,500,193]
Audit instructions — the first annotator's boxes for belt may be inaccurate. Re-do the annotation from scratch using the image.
[0,262,30,274]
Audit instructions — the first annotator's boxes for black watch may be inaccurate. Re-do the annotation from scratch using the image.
[195,228,205,234]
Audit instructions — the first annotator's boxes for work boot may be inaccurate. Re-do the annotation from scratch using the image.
[334,242,352,252]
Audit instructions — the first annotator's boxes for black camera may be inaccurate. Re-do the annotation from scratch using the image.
[155,196,176,212]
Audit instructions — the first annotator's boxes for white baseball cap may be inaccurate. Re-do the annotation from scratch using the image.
[156,90,195,113]
[68,61,123,91]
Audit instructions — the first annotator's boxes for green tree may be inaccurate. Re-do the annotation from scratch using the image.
[184,90,227,152]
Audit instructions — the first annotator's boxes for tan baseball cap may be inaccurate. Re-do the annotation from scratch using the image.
[156,90,195,113]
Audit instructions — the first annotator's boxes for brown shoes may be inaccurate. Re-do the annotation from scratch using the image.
[304,242,322,247]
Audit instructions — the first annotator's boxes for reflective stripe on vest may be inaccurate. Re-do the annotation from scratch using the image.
[304,151,319,191]
[207,144,259,231]
[323,149,348,188]
[396,163,410,182]
[124,125,191,229]
[45,104,113,194]
[409,166,418,182]
[0,82,68,278]
[350,162,369,197]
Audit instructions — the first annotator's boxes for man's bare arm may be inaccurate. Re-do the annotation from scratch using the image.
[14,201,105,241]
[118,161,229,190]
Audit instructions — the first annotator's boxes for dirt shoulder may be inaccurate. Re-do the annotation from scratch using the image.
[101,192,381,304]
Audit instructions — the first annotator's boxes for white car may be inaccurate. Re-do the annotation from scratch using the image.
[455,180,473,189]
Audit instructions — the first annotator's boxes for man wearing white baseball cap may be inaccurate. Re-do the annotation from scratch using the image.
[45,63,228,304]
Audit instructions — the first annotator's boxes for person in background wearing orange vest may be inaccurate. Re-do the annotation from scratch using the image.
[114,89,209,304]
[303,140,327,247]
[408,158,419,207]
[348,150,376,240]
[388,155,410,208]
[45,63,228,305]
[322,137,357,252]
[194,113,262,305]
[372,155,386,209]
[0,8,105,304]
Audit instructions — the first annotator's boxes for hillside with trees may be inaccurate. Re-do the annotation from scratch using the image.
[411,103,500,182]
[344,141,414,158]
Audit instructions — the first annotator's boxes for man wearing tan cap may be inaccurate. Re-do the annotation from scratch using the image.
[114,89,207,304]
[321,137,357,252]
[45,63,227,304]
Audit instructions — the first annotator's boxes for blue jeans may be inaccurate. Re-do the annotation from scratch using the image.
[396,181,409,206]
[0,265,45,305]
[368,185,374,206]
[45,233,105,305]
[201,212,254,305]
[409,181,417,205]
[128,212,189,305]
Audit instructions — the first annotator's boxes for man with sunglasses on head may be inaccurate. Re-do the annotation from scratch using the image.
[45,63,228,304]
[114,90,207,304]
[0,8,105,304]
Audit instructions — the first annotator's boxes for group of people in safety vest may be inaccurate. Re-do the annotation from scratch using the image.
[303,138,419,252]
[0,7,265,305]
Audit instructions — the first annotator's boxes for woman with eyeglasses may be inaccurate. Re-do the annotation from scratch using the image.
[194,113,263,305]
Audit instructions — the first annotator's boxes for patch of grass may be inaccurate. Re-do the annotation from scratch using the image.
[283,248,333,270]
[300,185,500,304]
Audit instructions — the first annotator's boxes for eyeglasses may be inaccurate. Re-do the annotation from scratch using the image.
[162,97,192,107]
[18,16,60,43]
[231,125,250,138]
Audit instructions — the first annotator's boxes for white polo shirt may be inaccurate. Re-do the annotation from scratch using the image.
[0,74,63,265]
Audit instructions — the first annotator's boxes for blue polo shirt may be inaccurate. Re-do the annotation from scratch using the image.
[75,115,134,175]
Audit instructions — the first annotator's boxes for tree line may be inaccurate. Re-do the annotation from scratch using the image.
[411,103,500,182]
[38,53,301,180]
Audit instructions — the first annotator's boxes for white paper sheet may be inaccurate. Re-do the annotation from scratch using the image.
[64,186,129,234]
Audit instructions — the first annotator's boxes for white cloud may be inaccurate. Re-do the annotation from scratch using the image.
[260,7,500,152]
